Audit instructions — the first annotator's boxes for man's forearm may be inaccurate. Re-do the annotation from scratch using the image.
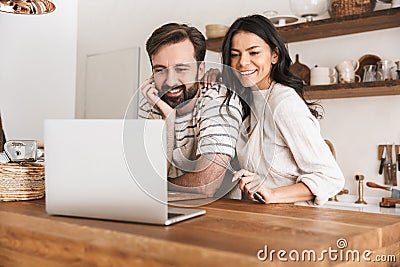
[168,175,224,197]
[165,111,176,169]
[170,170,223,187]
[168,155,229,197]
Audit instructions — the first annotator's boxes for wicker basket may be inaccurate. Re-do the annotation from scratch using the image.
[330,0,373,17]
[0,162,45,201]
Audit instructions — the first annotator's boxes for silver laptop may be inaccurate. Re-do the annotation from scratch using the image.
[45,119,205,225]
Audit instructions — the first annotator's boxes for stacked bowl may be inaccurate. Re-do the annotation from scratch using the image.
[205,24,229,39]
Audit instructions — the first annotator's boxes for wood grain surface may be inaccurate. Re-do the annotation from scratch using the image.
[0,198,399,266]
[304,80,400,100]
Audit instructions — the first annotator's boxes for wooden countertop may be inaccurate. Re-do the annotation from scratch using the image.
[0,198,399,266]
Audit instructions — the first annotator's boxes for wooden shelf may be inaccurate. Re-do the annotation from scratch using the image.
[279,7,400,43]
[304,80,400,100]
[206,8,400,100]
[206,8,400,52]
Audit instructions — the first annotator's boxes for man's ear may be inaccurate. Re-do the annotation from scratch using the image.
[197,61,206,80]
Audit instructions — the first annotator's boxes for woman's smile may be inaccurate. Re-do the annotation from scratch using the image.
[230,31,278,89]
[239,69,257,76]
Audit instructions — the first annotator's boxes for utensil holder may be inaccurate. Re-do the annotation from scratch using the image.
[378,144,399,185]
[383,163,397,186]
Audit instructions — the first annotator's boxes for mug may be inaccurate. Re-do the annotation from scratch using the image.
[392,0,400,8]
[335,59,360,73]
[362,65,377,82]
[339,70,361,83]
[310,67,337,85]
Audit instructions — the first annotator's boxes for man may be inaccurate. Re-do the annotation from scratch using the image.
[139,23,243,197]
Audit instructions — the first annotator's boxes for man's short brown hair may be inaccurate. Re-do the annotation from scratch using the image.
[146,23,206,65]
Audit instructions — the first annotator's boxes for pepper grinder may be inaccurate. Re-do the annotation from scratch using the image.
[355,174,367,204]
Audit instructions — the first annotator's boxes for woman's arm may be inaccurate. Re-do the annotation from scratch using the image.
[233,170,313,203]
[265,182,313,203]
[273,93,345,205]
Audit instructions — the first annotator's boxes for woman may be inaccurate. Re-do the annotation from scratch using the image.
[223,15,344,205]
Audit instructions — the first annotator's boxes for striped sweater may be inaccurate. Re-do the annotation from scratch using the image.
[139,84,243,178]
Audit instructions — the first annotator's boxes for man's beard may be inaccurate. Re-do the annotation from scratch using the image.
[158,83,198,109]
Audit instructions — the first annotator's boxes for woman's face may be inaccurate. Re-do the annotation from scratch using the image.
[230,31,278,90]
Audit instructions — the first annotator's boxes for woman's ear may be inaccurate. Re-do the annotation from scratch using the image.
[272,48,279,64]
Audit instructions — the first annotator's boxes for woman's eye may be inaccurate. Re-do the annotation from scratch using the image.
[230,54,239,58]
[250,51,260,56]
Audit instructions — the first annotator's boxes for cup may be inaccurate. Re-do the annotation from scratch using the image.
[391,0,400,8]
[310,67,337,85]
[338,69,361,83]
[335,60,360,73]
[362,65,377,82]
[376,59,395,81]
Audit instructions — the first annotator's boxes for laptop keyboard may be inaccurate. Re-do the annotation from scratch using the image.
[168,212,183,219]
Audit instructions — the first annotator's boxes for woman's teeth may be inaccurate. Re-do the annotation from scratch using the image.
[240,70,256,75]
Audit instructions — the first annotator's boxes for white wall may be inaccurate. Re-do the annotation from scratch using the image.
[288,29,400,197]
[0,0,77,140]
[2,0,396,198]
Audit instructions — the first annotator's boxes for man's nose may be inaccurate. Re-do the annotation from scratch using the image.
[165,69,178,87]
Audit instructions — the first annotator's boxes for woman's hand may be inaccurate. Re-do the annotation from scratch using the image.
[233,169,315,204]
[140,77,174,119]
[232,169,275,203]
[202,68,222,88]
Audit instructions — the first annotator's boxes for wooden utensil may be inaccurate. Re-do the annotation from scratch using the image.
[366,181,391,191]
[290,54,310,85]
[366,181,400,198]
[380,197,400,208]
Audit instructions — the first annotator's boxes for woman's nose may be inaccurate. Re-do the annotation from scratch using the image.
[239,54,250,67]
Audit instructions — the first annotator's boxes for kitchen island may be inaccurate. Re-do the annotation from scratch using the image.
[0,198,399,266]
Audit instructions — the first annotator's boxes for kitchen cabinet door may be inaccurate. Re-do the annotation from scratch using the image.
[84,47,140,119]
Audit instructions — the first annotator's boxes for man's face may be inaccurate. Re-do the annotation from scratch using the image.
[151,39,205,108]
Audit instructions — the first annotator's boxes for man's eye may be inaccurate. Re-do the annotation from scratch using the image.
[175,68,188,73]
[154,69,166,74]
